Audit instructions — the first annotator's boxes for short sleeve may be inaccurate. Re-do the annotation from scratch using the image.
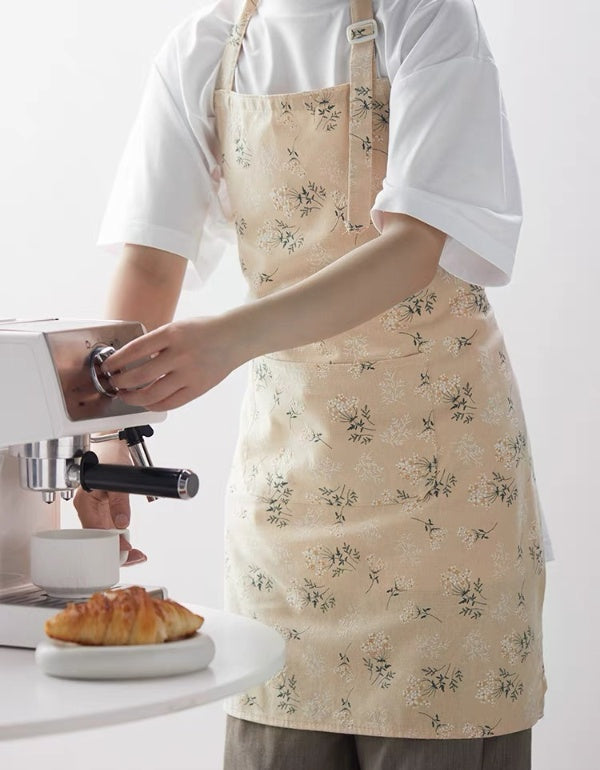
[371,0,523,287]
[96,27,229,287]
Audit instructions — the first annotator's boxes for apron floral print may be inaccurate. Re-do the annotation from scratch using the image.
[213,0,548,739]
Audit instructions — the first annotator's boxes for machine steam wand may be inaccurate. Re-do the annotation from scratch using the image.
[79,425,199,500]
[91,425,160,502]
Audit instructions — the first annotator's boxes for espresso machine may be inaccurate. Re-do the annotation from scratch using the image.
[0,318,199,648]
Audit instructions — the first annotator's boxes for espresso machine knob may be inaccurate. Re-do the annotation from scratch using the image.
[89,344,119,398]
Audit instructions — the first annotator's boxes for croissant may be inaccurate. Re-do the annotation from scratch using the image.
[44,586,204,645]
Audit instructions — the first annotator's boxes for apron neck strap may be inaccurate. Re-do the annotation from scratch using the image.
[347,0,377,233]
[215,0,258,92]
[351,0,375,24]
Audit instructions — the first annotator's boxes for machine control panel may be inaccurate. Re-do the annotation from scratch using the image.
[43,321,148,422]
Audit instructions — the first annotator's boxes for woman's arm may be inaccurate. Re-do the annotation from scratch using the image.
[102,212,447,411]
[230,211,446,359]
[106,243,188,331]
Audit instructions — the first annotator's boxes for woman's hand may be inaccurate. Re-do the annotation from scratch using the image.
[102,315,246,411]
[73,440,147,566]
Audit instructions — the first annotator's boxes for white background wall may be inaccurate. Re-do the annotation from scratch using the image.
[0,1,597,768]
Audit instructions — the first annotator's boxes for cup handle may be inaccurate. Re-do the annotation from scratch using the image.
[117,529,131,566]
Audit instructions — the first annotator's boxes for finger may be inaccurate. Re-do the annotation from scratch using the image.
[108,353,172,390]
[74,488,114,529]
[117,372,184,407]
[102,328,170,375]
[145,387,195,412]
[108,491,131,529]
[122,548,148,566]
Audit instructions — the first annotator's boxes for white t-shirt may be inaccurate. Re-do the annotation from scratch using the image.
[97,0,524,289]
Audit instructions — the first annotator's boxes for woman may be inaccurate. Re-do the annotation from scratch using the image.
[77,1,553,767]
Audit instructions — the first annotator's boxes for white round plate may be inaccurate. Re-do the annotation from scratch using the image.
[34,632,216,680]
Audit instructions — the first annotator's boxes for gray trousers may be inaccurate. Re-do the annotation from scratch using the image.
[223,716,532,770]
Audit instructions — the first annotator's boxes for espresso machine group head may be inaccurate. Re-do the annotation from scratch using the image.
[0,318,199,647]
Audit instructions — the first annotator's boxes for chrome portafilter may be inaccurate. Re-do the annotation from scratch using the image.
[11,435,199,503]
[11,436,90,503]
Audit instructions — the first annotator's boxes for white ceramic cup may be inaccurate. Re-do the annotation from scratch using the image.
[101,528,131,566]
[30,529,120,599]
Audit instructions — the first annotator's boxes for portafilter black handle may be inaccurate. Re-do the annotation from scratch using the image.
[78,451,199,500]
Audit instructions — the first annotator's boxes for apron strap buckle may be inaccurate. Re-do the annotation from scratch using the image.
[346,19,377,44]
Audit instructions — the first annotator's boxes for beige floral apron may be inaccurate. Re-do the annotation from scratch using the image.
[213,0,548,740]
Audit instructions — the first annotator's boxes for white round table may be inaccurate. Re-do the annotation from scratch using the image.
[0,606,285,740]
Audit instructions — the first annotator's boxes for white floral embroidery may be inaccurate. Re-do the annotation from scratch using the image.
[393,534,424,566]
[398,600,419,624]
[327,393,359,421]
[301,648,328,678]
[414,372,460,404]
[453,433,485,466]
[457,526,478,549]
[429,526,448,550]
[343,335,369,360]
[480,393,509,425]
[415,633,450,659]
[358,519,382,541]
[354,451,384,482]
[500,626,535,665]
[307,242,330,269]
[462,630,491,660]
[306,456,343,479]
[360,631,391,658]
[337,603,360,637]
[362,709,390,733]
[478,348,494,381]
[498,349,512,381]
[491,542,512,578]
[298,507,325,528]
[380,415,412,446]
[378,370,406,404]
[490,592,512,623]
[322,153,345,186]
[303,692,333,721]
[303,545,329,576]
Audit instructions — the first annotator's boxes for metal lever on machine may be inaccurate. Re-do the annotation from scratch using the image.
[90,426,159,502]
[119,425,154,467]
[77,451,199,500]
[118,425,158,502]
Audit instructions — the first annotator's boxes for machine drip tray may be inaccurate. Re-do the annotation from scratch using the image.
[0,584,167,609]
[0,584,168,649]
